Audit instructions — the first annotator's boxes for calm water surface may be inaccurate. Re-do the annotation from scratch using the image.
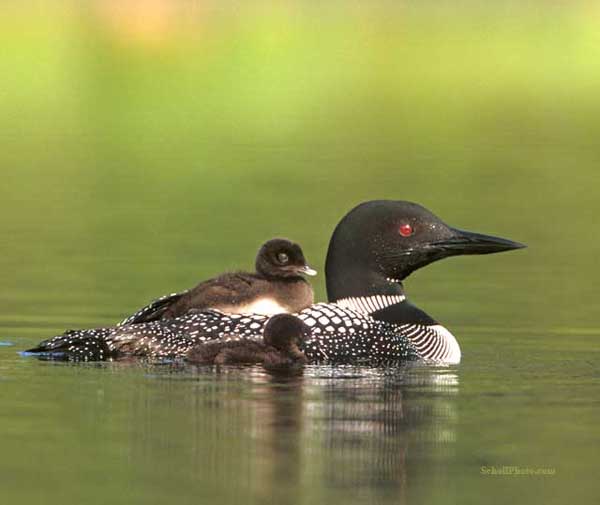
[1,274,598,505]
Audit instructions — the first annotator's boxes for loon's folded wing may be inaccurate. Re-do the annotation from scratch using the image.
[118,292,186,326]
[117,273,254,325]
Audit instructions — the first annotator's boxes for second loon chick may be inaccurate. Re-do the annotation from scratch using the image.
[121,238,317,324]
[186,314,309,368]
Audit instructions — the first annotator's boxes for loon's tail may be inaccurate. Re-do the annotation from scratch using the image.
[25,327,115,361]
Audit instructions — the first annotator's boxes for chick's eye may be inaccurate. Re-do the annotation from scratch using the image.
[277,252,289,264]
[399,223,414,237]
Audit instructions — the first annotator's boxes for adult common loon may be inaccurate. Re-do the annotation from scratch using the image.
[121,238,316,324]
[26,200,525,364]
[186,313,309,368]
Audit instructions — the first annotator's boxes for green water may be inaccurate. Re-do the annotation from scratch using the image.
[1,2,599,504]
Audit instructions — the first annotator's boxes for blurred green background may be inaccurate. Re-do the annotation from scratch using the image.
[0,2,598,505]
[1,0,599,329]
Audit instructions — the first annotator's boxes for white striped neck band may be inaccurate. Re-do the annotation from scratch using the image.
[334,294,406,314]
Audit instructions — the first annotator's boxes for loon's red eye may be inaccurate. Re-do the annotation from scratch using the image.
[399,223,413,237]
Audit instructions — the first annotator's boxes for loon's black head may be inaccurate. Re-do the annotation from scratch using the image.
[326,200,525,301]
[256,238,317,279]
[263,314,311,351]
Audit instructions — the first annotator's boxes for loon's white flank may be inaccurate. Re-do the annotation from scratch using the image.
[402,324,461,364]
[334,295,461,364]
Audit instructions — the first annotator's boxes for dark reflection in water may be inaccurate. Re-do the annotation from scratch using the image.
[111,364,459,505]
[303,367,458,503]
[250,373,305,505]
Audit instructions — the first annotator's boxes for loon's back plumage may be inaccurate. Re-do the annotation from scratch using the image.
[27,302,462,364]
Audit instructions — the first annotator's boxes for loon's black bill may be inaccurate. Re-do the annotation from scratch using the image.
[431,229,526,255]
[298,265,318,276]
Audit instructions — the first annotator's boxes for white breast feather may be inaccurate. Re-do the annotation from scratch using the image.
[234,298,289,316]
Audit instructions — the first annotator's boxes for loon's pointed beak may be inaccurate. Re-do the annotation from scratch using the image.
[430,228,526,255]
[298,265,318,276]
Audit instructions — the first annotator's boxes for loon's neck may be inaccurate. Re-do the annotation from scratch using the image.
[325,244,440,326]
[325,268,432,325]
[326,262,405,299]
[332,272,406,312]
